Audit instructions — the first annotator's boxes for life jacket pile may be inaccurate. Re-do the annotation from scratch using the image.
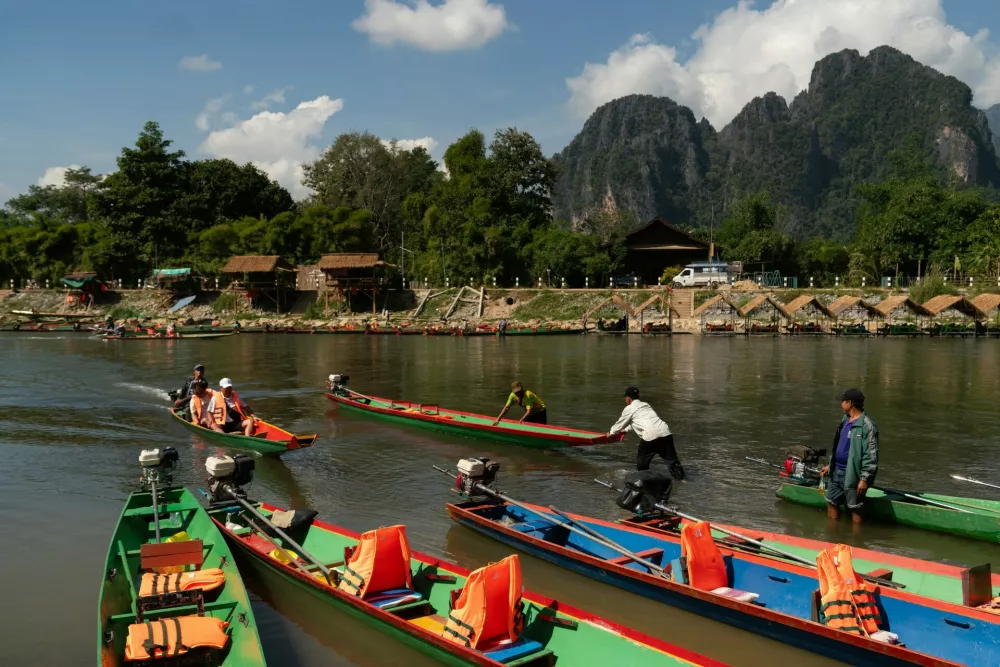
[680,521,729,591]
[337,524,412,598]
[125,616,229,661]
[816,544,882,635]
[138,568,226,598]
[442,554,525,650]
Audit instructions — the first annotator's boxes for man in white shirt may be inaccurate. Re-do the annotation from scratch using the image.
[207,378,256,435]
[607,386,685,479]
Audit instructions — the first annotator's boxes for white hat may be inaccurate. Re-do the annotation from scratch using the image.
[219,378,233,388]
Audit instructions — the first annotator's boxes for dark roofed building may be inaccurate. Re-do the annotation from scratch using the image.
[624,218,711,285]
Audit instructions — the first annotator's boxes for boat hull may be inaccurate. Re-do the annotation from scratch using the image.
[447,500,1000,667]
[325,389,621,449]
[170,408,316,455]
[776,483,1000,543]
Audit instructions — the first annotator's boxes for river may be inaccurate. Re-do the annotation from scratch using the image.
[2,333,999,666]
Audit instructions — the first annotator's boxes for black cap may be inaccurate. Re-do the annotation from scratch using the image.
[194,364,205,372]
[624,386,640,399]
[840,388,864,403]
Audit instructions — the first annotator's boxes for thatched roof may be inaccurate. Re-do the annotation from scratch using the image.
[318,253,385,270]
[585,295,636,319]
[921,295,983,318]
[738,295,786,317]
[972,293,1000,315]
[873,296,931,317]
[693,294,739,316]
[634,293,680,317]
[781,295,834,318]
[221,255,291,273]
[827,296,881,318]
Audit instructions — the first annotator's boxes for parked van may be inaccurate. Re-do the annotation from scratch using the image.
[671,262,737,288]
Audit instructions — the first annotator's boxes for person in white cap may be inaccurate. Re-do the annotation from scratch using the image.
[207,378,256,435]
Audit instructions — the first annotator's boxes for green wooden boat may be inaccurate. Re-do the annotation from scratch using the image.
[210,500,725,667]
[776,482,1000,543]
[98,485,265,666]
[170,408,317,455]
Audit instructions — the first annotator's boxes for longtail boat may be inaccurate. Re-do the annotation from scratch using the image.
[170,407,317,455]
[203,491,726,666]
[102,332,236,341]
[98,448,265,666]
[497,326,584,336]
[447,496,1000,667]
[325,381,622,449]
[775,482,1000,543]
[620,513,1000,606]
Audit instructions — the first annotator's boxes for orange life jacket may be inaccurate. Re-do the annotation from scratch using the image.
[817,545,881,635]
[680,521,728,591]
[189,390,213,425]
[212,391,244,426]
[124,616,228,661]
[337,525,412,599]
[442,554,525,649]
[138,568,226,598]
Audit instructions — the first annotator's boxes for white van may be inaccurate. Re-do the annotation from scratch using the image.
[671,262,733,288]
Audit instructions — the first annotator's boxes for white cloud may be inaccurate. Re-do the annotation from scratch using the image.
[38,165,83,187]
[383,137,439,153]
[353,0,510,51]
[243,85,255,95]
[199,96,344,199]
[0,182,16,203]
[195,95,230,131]
[178,54,222,72]
[251,87,290,111]
[566,0,1000,127]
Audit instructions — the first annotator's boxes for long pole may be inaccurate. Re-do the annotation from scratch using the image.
[240,512,314,579]
[951,474,1000,491]
[433,466,668,577]
[150,480,162,544]
[594,479,902,589]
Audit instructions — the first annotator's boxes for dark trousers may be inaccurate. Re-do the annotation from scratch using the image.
[523,409,547,425]
[637,434,685,480]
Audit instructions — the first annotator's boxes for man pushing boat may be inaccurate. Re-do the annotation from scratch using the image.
[818,388,878,525]
[607,387,685,479]
[494,382,548,425]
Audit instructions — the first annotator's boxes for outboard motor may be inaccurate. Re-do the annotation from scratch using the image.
[616,470,673,516]
[455,457,500,498]
[138,446,179,490]
[326,373,350,392]
[205,454,256,504]
[783,446,825,486]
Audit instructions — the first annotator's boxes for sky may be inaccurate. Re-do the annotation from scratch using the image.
[1,0,999,202]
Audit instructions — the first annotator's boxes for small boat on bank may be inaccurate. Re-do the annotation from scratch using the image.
[102,332,236,341]
[324,377,622,449]
[170,408,317,455]
[97,448,265,666]
[201,464,726,667]
[446,491,1000,667]
[775,482,1000,543]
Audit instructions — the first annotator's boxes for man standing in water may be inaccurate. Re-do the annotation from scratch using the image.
[607,387,685,479]
[819,388,879,525]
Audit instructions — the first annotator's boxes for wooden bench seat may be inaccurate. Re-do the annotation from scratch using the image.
[606,548,664,567]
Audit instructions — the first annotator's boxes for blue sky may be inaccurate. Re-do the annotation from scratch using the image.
[1,0,999,201]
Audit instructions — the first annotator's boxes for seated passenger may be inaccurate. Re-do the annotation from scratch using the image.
[207,378,255,435]
[189,380,214,427]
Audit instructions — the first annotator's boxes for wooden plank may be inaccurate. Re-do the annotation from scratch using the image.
[865,568,893,581]
[444,287,467,319]
[412,290,432,317]
[478,287,485,317]
[140,539,204,569]
[606,547,665,566]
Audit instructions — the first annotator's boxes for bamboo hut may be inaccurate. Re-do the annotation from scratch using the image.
[738,295,785,335]
[873,296,930,336]
[780,295,834,335]
[220,255,295,314]
[972,293,1000,336]
[634,293,679,334]
[826,296,881,336]
[318,253,395,314]
[585,295,636,334]
[693,294,741,335]
[921,295,984,337]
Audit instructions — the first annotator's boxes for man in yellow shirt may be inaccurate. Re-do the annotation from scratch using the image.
[493,381,547,425]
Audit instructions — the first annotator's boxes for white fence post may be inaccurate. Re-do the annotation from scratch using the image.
[809,276,814,288]
[492,277,497,287]
[835,276,840,287]
[969,277,974,287]
[585,276,589,288]
[783,277,788,288]
[516,277,520,288]
[633,276,638,288]
[561,277,566,288]
[446,277,450,288]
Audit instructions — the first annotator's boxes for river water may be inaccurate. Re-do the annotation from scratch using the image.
[2,333,999,666]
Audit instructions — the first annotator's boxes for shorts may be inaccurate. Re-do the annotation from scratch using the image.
[825,466,863,510]
[523,409,547,425]
[221,420,243,433]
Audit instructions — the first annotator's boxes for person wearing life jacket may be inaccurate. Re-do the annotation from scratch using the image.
[818,389,879,525]
[494,382,547,425]
[816,544,882,636]
[207,378,255,435]
[125,615,229,661]
[189,380,214,428]
[442,554,525,650]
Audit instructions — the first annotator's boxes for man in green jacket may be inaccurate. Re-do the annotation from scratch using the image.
[819,388,879,524]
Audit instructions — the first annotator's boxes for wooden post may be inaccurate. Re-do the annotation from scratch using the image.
[478,287,485,317]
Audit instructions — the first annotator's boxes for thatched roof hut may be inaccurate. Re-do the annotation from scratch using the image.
[738,295,785,318]
[585,295,636,332]
[694,294,741,334]
[221,255,293,274]
[873,296,931,320]
[693,294,739,317]
[972,293,1000,318]
[921,295,983,319]
[780,295,834,319]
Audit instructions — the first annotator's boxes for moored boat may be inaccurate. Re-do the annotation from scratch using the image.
[442,461,1000,667]
[324,376,623,449]
[97,448,265,666]
[102,332,236,340]
[200,459,727,667]
[775,482,1000,543]
[170,407,317,455]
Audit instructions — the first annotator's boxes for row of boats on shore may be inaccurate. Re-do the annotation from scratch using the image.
[98,375,1000,666]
